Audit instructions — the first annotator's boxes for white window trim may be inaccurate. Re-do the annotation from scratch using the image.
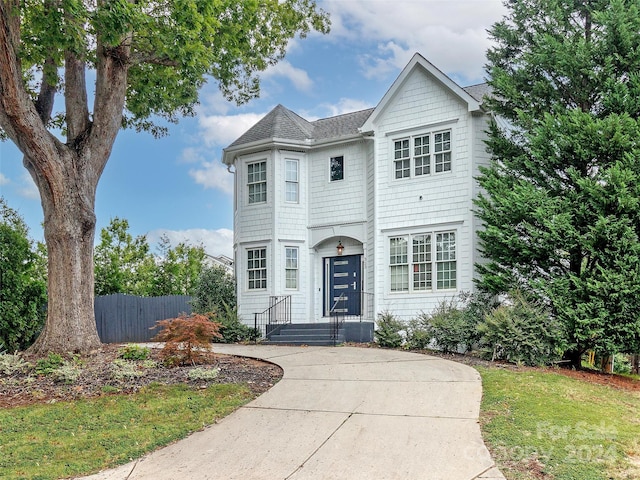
[284,246,299,290]
[391,128,454,181]
[284,159,299,203]
[387,230,457,294]
[247,160,267,205]
[246,246,267,291]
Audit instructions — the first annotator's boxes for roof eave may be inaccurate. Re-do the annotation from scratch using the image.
[222,137,313,164]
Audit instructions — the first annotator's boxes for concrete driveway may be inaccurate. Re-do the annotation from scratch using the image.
[77,345,505,480]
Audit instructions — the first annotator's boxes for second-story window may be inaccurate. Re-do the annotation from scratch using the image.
[247,161,267,204]
[285,159,299,202]
[330,156,344,181]
[393,129,452,179]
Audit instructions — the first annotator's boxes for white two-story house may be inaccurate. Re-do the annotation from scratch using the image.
[222,53,491,334]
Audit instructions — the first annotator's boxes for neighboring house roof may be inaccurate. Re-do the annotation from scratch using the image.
[204,254,234,274]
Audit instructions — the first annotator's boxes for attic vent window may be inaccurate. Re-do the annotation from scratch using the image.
[330,156,344,181]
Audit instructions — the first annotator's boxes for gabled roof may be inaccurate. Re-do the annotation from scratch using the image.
[360,53,484,132]
[223,53,491,164]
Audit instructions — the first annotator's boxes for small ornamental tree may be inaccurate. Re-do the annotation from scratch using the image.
[152,313,222,366]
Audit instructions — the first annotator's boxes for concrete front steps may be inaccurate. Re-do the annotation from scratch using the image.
[263,323,344,346]
[262,321,374,346]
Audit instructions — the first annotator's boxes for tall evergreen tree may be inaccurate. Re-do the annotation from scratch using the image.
[477,0,640,366]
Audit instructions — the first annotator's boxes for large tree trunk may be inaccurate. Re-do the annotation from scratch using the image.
[0,3,131,354]
[28,152,102,354]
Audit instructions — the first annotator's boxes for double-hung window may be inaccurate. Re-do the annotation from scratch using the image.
[393,129,452,179]
[285,247,298,289]
[247,248,267,290]
[389,237,409,291]
[247,161,267,204]
[434,131,452,172]
[285,159,299,202]
[436,232,456,289]
[389,232,456,292]
[393,140,410,179]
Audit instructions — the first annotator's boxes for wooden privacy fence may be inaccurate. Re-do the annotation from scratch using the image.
[95,294,193,343]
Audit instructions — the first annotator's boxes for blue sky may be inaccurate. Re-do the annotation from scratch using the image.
[0,0,506,258]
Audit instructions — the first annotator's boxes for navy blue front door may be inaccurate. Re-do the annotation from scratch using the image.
[325,255,361,316]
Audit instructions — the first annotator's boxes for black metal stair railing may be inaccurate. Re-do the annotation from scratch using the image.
[329,293,347,346]
[253,295,291,342]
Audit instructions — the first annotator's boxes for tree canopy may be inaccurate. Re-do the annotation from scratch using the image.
[476,0,640,365]
[0,1,329,353]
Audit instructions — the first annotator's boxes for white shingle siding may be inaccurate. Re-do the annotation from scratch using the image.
[224,54,490,325]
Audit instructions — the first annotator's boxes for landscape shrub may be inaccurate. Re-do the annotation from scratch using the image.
[152,313,222,366]
[191,265,236,315]
[0,353,30,375]
[424,299,471,353]
[118,344,151,361]
[110,358,147,379]
[211,304,258,343]
[374,311,405,348]
[477,290,565,366]
[51,361,82,384]
[405,316,432,350]
[35,352,64,375]
[187,367,220,381]
[613,353,632,375]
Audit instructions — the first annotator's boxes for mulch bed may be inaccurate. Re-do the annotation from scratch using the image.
[0,344,283,409]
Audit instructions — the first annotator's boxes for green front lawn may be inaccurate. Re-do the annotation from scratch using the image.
[478,367,640,480]
[0,383,254,480]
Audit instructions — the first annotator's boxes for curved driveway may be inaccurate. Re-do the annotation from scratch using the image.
[79,345,505,480]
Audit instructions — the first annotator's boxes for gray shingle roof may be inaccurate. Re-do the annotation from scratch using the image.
[228,82,488,149]
[463,83,492,102]
[227,105,374,148]
[227,104,314,148]
[312,108,375,139]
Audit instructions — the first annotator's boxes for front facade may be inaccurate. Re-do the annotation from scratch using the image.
[223,54,491,325]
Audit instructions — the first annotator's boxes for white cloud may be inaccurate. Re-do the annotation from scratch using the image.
[0,173,9,186]
[147,227,234,258]
[316,98,375,118]
[321,0,507,84]
[262,60,314,93]
[197,112,266,147]
[18,173,40,200]
[189,160,234,195]
[180,147,203,165]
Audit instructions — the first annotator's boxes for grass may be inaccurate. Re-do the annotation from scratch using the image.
[478,367,640,480]
[0,383,254,480]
